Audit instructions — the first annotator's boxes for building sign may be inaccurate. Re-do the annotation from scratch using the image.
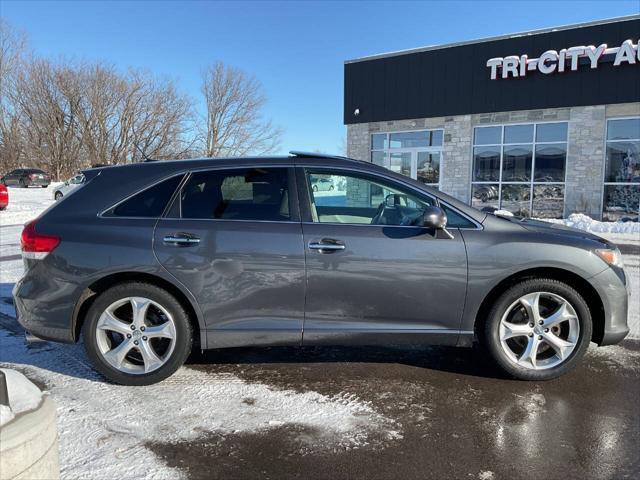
[487,39,639,79]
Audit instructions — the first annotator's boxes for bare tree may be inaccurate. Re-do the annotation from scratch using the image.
[0,19,28,173]
[2,20,286,179]
[13,59,83,179]
[200,62,281,157]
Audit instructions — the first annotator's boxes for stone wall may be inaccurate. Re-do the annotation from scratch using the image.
[564,106,606,218]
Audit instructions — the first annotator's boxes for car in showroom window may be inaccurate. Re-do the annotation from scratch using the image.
[13,152,628,385]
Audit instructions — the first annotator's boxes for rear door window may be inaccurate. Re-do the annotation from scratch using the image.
[179,168,292,221]
[108,174,184,218]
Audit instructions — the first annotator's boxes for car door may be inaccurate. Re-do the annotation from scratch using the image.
[153,166,306,349]
[297,166,469,346]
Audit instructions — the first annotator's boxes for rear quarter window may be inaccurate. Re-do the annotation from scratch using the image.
[107,174,184,218]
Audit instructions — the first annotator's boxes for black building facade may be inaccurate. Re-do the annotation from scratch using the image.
[345,16,639,220]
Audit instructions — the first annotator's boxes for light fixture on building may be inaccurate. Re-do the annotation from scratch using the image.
[354,108,360,116]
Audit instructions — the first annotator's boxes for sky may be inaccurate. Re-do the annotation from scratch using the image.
[2,0,639,155]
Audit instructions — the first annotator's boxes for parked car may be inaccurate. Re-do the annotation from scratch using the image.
[14,152,629,385]
[0,184,8,210]
[53,174,85,200]
[1,168,50,188]
[311,176,335,192]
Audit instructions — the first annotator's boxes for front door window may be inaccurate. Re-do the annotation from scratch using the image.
[306,170,434,226]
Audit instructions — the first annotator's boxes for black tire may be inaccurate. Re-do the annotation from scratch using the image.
[54,191,63,200]
[312,184,318,192]
[41,185,48,188]
[483,278,592,381]
[83,282,193,385]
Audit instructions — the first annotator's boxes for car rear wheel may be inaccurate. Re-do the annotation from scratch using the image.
[483,278,592,380]
[83,282,193,385]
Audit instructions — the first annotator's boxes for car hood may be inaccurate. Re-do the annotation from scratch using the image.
[517,218,609,245]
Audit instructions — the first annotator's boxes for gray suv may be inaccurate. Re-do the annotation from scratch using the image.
[14,152,629,385]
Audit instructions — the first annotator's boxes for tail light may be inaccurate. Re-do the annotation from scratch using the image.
[21,220,60,259]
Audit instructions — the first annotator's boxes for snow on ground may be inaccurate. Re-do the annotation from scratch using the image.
[0,329,399,479]
[0,367,43,427]
[0,183,60,225]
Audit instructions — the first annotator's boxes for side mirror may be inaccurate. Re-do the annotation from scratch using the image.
[422,206,448,229]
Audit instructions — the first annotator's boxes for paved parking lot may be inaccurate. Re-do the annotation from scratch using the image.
[149,341,639,480]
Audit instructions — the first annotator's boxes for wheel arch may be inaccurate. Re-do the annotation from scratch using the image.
[72,271,205,348]
[473,267,605,345]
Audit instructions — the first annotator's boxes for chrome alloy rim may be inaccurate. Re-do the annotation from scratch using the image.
[95,297,177,375]
[499,292,580,370]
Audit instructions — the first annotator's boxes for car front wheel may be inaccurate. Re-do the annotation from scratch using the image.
[54,191,63,200]
[483,278,592,380]
[83,282,193,385]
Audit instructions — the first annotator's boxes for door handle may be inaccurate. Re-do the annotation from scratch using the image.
[163,234,201,246]
[308,239,346,253]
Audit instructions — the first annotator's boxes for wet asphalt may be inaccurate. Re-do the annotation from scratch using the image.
[147,341,640,480]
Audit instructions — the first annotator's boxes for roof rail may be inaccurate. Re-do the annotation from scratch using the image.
[289,151,353,161]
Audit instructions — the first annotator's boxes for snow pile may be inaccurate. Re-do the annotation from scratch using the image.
[0,368,43,427]
[493,209,514,217]
[543,213,640,236]
[0,330,400,479]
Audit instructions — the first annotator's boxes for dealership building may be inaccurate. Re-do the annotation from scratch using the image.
[344,15,640,220]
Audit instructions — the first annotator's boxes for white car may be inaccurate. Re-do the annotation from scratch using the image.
[53,174,85,200]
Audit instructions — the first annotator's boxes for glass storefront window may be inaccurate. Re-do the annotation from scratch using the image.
[603,118,640,221]
[474,126,502,145]
[371,133,386,150]
[534,144,566,182]
[473,146,500,181]
[471,184,499,211]
[607,118,640,141]
[536,122,568,143]
[603,185,640,222]
[371,151,386,167]
[604,142,640,183]
[504,124,534,144]
[471,122,568,218]
[502,145,532,181]
[417,152,440,184]
[389,152,412,177]
[389,131,429,149]
[501,184,531,217]
[370,129,443,187]
[533,184,565,219]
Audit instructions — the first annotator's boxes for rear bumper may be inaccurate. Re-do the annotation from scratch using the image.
[13,271,77,344]
[589,267,629,346]
[27,180,50,187]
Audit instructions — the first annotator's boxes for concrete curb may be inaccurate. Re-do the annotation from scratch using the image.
[0,395,60,480]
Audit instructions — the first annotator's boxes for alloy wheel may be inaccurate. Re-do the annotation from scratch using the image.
[499,292,580,370]
[95,296,177,375]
